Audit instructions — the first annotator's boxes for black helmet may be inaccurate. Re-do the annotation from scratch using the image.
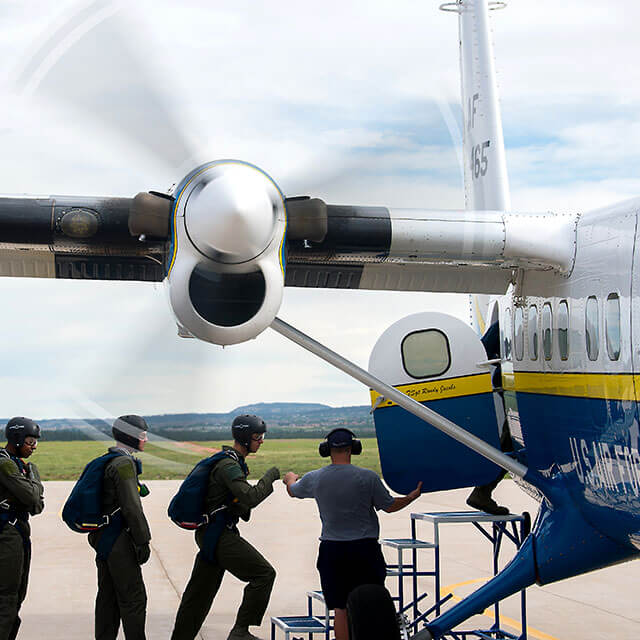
[112,415,148,451]
[5,417,41,448]
[231,414,266,449]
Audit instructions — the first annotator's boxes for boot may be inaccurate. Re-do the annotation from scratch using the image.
[226,625,263,640]
[466,487,509,516]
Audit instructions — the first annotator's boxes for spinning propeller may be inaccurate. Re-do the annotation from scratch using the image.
[1,0,528,497]
[12,1,328,348]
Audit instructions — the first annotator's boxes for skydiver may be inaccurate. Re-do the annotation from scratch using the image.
[0,417,44,640]
[171,414,280,640]
[87,415,152,640]
[466,321,513,515]
[283,428,422,640]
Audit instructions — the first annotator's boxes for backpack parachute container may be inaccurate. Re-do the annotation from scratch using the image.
[168,451,230,530]
[62,452,122,533]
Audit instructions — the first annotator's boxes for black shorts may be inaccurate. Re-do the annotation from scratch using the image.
[316,538,387,609]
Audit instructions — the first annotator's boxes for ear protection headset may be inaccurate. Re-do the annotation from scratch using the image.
[319,428,362,457]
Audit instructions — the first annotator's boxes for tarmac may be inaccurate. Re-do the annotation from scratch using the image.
[16,479,640,639]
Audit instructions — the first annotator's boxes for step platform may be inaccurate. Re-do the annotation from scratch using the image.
[271,591,332,640]
[270,615,329,640]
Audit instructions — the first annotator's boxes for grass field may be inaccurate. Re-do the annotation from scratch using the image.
[30,438,383,481]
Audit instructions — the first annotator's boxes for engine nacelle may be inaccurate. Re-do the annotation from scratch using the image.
[166,161,286,346]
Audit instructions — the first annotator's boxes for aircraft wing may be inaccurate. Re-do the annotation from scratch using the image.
[0,193,167,281]
[0,194,577,295]
[285,199,578,294]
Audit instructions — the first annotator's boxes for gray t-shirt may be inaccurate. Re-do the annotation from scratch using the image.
[290,464,394,541]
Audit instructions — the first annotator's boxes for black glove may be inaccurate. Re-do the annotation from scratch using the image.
[264,466,280,484]
[135,543,151,565]
[228,500,251,522]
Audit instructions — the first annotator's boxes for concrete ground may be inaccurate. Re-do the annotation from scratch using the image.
[16,480,640,639]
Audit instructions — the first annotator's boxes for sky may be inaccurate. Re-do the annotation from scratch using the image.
[0,0,638,419]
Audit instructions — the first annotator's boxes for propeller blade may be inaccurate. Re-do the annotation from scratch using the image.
[66,392,203,476]
[13,0,198,171]
[65,298,225,475]
[69,286,230,435]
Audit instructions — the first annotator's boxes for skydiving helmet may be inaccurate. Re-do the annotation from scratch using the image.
[231,414,267,449]
[112,415,148,451]
[5,417,41,447]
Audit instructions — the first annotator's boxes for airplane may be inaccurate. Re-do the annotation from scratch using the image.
[0,0,638,638]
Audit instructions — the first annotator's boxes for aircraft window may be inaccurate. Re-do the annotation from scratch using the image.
[585,296,599,361]
[542,303,553,360]
[514,306,524,361]
[606,293,621,361]
[528,305,538,360]
[503,308,512,360]
[401,329,451,379]
[558,300,569,361]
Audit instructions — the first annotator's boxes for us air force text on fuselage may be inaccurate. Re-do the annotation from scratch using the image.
[569,436,640,495]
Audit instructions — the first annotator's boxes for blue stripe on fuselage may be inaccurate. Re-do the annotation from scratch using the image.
[373,391,502,495]
[512,391,640,548]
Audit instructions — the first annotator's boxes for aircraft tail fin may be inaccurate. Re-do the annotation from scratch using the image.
[442,0,510,211]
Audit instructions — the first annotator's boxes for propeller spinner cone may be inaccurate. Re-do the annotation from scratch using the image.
[168,160,287,346]
[183,162,278,264]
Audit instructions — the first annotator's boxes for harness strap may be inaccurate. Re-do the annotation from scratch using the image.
[0,450,30,539]
[0,512,30,551]
[224,449,249,476]
[199,510,236,564]
[95,511,125,561]
[0,449,26,473]
[198,451,246,562]
[196,450,247,528]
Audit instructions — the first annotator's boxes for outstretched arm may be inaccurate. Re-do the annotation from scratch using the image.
[283,471,300,497]
[222,464,281,509]
[383,481,423,513]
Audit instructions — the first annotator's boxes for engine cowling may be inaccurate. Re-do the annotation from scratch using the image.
[166,161,286,346]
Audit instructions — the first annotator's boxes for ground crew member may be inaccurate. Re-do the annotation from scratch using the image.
[89,415,151,640]
[171,414,280,640]
[0,417,44,640]
[283,428,422,640]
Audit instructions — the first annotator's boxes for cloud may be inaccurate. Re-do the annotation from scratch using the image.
[0,0,636,416]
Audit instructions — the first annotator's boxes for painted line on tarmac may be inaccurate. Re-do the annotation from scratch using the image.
[440,578,561,640]
[148,541,207,640]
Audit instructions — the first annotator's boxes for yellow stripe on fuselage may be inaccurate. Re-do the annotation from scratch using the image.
[502,371,637,401]
[370,372,492,409]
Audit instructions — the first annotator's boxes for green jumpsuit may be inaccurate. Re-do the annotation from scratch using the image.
[0,448,44,640]
[88,448,151,640]
[171,447,280,640]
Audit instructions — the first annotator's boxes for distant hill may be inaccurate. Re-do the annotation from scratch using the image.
[14,403,375,441]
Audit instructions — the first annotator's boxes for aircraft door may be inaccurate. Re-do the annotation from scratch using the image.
[632,213,640,415]
[369,312,502,495]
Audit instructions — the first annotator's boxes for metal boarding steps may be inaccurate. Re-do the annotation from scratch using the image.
[271,510,529,640]
[271,590,332,640]
[385,511,530,639]
[381,537,438,631]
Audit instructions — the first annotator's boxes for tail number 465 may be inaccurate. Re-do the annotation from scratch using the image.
[471,140,490,179]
